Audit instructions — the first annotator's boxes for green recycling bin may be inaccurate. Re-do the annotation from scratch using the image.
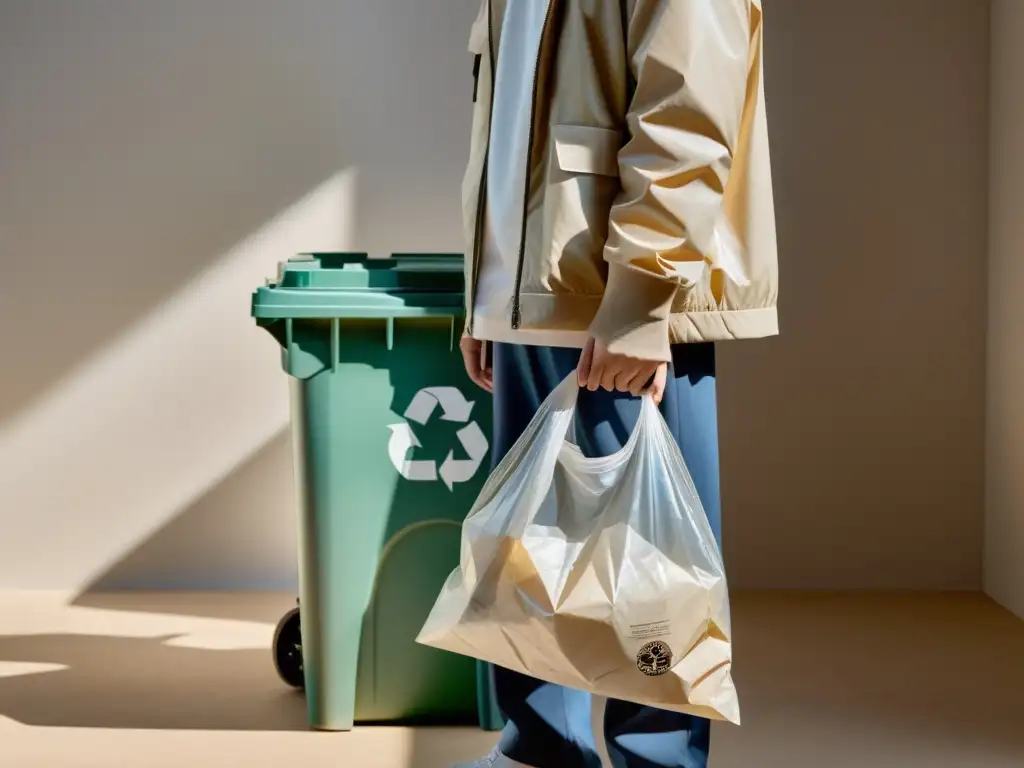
[252,253,502,732]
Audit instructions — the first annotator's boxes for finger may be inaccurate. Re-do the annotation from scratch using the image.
[466,366,487,391]
[599,358,620,392]
[642,363,669,405]
[626,364,658,397]
[460,344,478,376]
[479,340,494,393]
[476,361,493,393]
[614,362,644,393]
[577,338,595,387]
[587,356,605,392]
[461,342,487,391]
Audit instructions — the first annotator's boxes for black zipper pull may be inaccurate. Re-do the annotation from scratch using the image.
[472,54,482,102]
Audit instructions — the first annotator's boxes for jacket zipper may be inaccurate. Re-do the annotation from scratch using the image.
[472,54,482,102]
[510,0,554,330]
[466,0,497,337]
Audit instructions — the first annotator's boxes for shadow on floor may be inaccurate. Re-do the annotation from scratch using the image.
[71,590,298,625]
[70,315,493,732]
[0,632,308,732]
[1,593,1023,766]
[408,592,1024,768]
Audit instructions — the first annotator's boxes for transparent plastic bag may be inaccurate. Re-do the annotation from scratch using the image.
[417,374,739,724]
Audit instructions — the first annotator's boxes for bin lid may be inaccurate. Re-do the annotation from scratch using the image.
[252,253,466,320]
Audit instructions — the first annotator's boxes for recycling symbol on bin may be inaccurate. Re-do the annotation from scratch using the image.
[386,387,488,491]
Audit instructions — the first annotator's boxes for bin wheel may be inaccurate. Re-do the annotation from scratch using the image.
[273,604,304,689]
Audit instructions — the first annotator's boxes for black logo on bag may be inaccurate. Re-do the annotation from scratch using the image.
[636,641,673,677]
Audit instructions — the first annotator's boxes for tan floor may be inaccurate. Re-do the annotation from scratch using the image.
[0,591,1021,768]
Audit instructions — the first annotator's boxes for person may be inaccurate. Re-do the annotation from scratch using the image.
[456,1,776,766]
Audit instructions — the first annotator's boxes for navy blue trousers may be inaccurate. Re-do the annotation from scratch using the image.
[488,342,722,768]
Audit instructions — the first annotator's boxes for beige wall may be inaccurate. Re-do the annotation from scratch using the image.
[986,0,1024,619]
[720,0,989,589]
[0,0,476,591]
[0,0,990,591]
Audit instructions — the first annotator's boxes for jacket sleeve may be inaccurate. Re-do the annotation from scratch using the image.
[589,0,759,361]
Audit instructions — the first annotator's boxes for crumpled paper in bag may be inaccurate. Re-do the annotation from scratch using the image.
[416,377,740,724]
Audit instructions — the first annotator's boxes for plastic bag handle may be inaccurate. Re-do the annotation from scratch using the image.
[547,373,661,448]
[462,373,669,539]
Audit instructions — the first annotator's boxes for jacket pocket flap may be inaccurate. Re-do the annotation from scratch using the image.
[553,125,620,177]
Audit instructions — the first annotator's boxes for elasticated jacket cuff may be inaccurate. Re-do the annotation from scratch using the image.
[589,263,678,363]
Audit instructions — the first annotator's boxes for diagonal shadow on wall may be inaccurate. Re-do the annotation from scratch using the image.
[74,427,300,611]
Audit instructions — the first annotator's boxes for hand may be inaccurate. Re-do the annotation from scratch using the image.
[460,336,493,393]
[577,337,668,404]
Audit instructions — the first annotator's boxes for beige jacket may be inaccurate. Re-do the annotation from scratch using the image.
[462,0,778,361]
